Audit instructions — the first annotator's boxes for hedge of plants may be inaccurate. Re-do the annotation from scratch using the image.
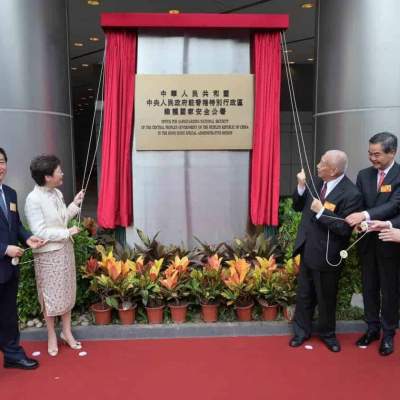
[16,198,363,324]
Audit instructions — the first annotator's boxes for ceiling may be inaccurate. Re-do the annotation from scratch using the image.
[68,0,316,114]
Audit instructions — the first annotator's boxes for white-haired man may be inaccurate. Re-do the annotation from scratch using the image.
[290,150,363,352]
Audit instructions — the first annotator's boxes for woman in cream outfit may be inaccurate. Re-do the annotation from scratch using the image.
[24,155,84,356]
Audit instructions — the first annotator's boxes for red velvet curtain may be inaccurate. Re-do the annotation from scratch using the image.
[98,30,136,228]
[250,32,281,226]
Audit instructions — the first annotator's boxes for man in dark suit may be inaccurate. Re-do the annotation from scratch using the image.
[0,147,44,370]
[346,132,400,356]
[289,150,363,352]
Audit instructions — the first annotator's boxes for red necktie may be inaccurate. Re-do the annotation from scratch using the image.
[320,182,327,203]
[377,170,385,190]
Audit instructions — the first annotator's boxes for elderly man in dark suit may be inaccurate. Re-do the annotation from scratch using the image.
[346,132,400,356]
[0,147,44,370]
[289,150,363,352]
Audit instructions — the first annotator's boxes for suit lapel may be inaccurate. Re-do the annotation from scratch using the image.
[381,162,399,186]
[325,176,346,204]
[1,186,11,229]
[0,205,8,226]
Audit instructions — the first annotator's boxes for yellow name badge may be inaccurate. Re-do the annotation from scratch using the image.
[380,185,392,193]
[10,202,17,212]
[323,201,336,212]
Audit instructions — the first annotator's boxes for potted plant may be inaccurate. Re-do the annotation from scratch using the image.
[224,233,280,264]
[134,229,176,263]
[83,245,140,325]
[277,256,300,321]
[82,253,113,325]
[254,256,280,321]
[190,254,223,322]
[105,257,140,325]
[160,256,191,323]
[138,258,165,324]
[221,257,255,321]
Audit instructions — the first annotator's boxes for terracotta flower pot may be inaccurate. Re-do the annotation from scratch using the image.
[169,303,188,324]
[235,302,254,322]
[90,302,112,325]
[145,305,164,324]
[201,302,219,323]
[258,300,279,321]
[118,304,137,325]
[283,304,296,322]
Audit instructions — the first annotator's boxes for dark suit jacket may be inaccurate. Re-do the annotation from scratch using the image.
[356,163,400,258]
[390,214,400,229]
[293,176,363,271]
[0,185,31,283]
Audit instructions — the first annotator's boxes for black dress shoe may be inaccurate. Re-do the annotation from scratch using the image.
[356,331,380,347]
[4,357,39,370]
[289,335,310,347]
[379,337,394,356]
[321,337,341,352]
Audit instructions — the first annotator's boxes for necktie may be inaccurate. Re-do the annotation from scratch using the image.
[320,182,327,203]
[0,187,8,221]
[377,170,385,190]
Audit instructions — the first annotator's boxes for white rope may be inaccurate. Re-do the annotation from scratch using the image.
[81,50,106,193]
[15,46,107,266]
[78,66,105,224]
[11,248,31,266]
[13,259,33,266]
[280,32,320,200]
[280,34,304,171]
[325,230,343,267]
[320,214,346,221]
[76,41,107,224]
[346,228,370,251]
[280,31,370,267]
[325,227,369,267]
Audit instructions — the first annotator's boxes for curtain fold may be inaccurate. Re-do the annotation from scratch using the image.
[250,32,281,226]
[97,30,137,228]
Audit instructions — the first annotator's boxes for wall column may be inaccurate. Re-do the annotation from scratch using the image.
[315,0,400,178]
[0,0,74,206]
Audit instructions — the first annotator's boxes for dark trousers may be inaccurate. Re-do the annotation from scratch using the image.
[293,261,340,338]
[361,252,399,337]
[0,271,25,361]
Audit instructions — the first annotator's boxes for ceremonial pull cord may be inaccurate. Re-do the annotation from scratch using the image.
[280,32,369,267]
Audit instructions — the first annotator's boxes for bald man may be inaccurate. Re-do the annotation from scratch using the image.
[289,150,363,352]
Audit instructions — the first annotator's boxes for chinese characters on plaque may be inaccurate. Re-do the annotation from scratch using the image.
[135,74,254,150]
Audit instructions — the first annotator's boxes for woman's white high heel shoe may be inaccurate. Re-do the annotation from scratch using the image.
[48,347,59,357]
[48,337,59,356]
[60,332,82,350]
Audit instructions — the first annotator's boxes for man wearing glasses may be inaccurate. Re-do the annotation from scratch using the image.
[0,148,44,370]
[346,132,400,356]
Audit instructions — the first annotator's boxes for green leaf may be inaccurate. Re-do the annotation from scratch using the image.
[106,296,119,309]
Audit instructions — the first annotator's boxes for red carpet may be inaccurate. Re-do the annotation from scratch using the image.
[1,334,399,400]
